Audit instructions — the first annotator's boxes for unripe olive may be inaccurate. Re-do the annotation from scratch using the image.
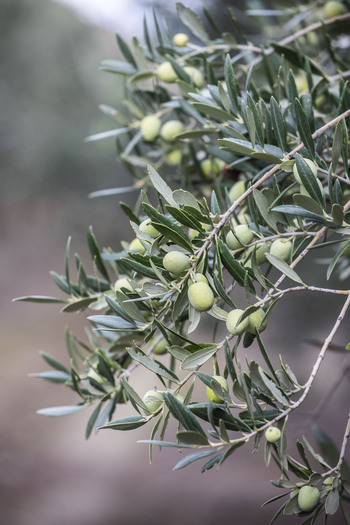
[114,277,134,293]
[163,250,190,275]
[226,309,249,335]
[269,238,293,261]
[140,115,161,141]
[200,158,225,179]
[294,74,308,94]
[324,1,344,18]
[188,281,215,312]
[265,426,281,443]
[173,33,189,47]
[293,158,318,184]
[206,375,228,403]
[226,225,254,250]
[297,486,320,512]
[142,389,164,413]
[157,61,178,83]
[229,180,246,203]
[165,149,182,166]
[139,218,159,239]
[247,308,267,334]
[188,273,208,286]
[160,120,185,141]
[152,338,168,355]
[255,242,270,264]
[129,238,147,254]
[183,66,204,88]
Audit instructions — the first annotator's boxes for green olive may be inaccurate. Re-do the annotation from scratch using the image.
[297,486,320,512]
[188,273,208,286]
[129,238,147,254]
[140,115,161,141]
[324,1,344,18]
[183,66,204,88]
[114,277,134,292]
[163,250,190,275]
[226,225,254,250]
[173,33,189,47]
[160,120,185,141]
[265,426,281,443]
[228,180,246,203]
[157,61,178,83]
[247,308,267,334]
[142,389,164,413]
[165,149,182,166]
[188,281,214,312]
[206,375,228,403]
[200,158,225,179]
[139,219,159,239]
[226,309,249,335]
[269,238,293,261]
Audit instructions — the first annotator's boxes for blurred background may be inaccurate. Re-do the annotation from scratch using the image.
[1,0,349,523]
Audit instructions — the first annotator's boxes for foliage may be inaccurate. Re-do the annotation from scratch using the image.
[16,2,350,522]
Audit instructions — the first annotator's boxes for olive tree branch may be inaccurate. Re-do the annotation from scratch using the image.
[323,411,350,477]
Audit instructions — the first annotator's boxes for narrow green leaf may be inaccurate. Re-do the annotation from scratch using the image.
[258,367,290,407]
[87,226,110,282]
[176,430,210,446]
[219,138,255,156]
[163,392,207,436]
[128,347,180,383]
[253,189,278,232]
[265,253,304,285]
[173,449,215,471]
[37,405,86,417]
[85,402,103,439]
[270,96,286,153]
[29,371,70,383]
[143,203,193,252]
[181,346,218,370]
[176,3,210,43]
[293,99,315,159]
[88,314,139,331]
[327,242,350,280]
[295,154,324,208]
[272,205,338,228]
[100,59,137,76]
[39,351,69,374]
[99,415,149,431]
[13,295,66,304]
[147,165,178,207]
[217,239,252,289]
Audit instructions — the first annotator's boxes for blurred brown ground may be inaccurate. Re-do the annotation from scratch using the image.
[1,1,349,524]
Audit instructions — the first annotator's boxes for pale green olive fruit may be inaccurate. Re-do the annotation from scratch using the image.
[228,180,246,203]
[152,338,168,355]
[165,149,182,166]
[163,250,190,275]
[269,238,293,261]
[183,66,204,88]
[139,218,159,239]
[226,309,249,335]
[188,281,215,312]
[247,308,267,334]
[129,238,147,254]
[297,486,320,512]
[157,61,178,83]
[226,225,254,250]
[324,1,344,18]
[200,158,225,179]
[307,31,319,46]
[142,389,164,413]
[293,158,318,184]
[188,228,199,240]
[255,242,270,264]
[294,74,308,94]
[114,277,134,292]
[265,426,281,443]
[173,33,189,47]
[160,120,185,141]
[188,273,208,286]
[140,115,161,141]
[206,375,228,404]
